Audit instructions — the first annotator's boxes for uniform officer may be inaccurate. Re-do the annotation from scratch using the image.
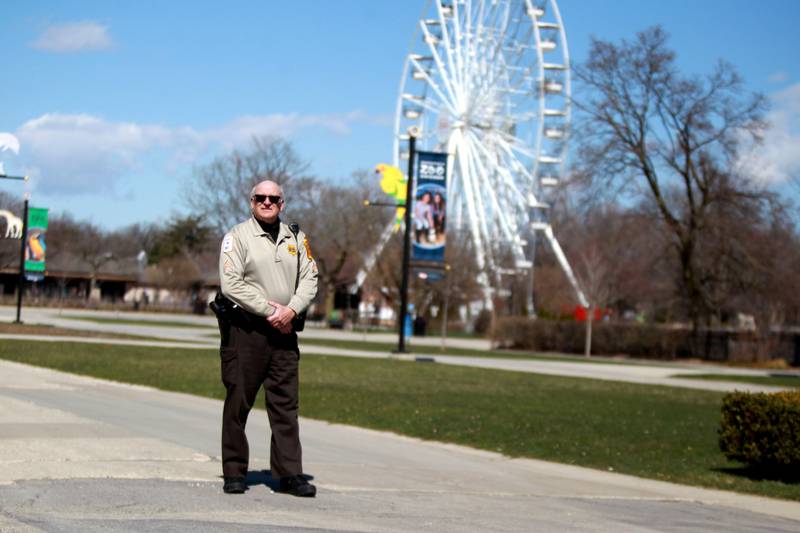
[218,179,318,496]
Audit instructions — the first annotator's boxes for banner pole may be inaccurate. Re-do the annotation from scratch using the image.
[15,196,29,324]
[396,134,416,353]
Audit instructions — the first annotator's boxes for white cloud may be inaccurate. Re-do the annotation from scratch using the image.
[768,71,788,84]
[737,83,800,186]
[205,111,383,149]
[16,114,184,193]
[32,21,112,53]
[14,111,381,194]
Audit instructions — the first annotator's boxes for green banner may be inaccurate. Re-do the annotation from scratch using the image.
[24,207,48,273]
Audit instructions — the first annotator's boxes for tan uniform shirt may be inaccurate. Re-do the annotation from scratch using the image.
[220,216,318,318]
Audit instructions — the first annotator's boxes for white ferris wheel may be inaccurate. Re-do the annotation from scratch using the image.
[356,0,587,312]
[395,0,586,311]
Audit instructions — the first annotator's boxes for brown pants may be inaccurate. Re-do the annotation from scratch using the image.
[220,320,302,479]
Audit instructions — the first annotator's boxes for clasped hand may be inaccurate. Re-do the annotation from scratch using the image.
[267,300,296,333]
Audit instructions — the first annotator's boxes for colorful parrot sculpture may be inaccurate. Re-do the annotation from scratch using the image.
[375,163,407,232]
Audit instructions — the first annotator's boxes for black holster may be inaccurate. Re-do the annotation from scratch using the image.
[292,311,306,332]
[211,292,305,332]
[210,293,255,329]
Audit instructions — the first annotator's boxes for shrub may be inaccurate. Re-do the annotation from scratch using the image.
[492,318,797,361]
[719,391,800,470]
[493,317,692,358]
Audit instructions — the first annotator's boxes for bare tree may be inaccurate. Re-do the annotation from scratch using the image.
[556,205,676,321]
[185,136,312,234]
[711,204,800,358]
[74,223,115,298]
[107,222,160,261]
[574,244,612,357]
[572,26,775,331]
[368,227,483,324]
[144,255,201,292]
[290,171,389,315]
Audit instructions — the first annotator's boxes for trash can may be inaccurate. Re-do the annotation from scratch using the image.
[401,314,411,338]
[413,316,427,336]
[329,309,344,329]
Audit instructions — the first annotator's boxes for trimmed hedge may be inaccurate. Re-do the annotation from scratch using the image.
[719,391,800,470]
[493,317,799,362]
[493,317,693,359]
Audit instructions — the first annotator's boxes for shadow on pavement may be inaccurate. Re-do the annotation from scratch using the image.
[244,469,316,491]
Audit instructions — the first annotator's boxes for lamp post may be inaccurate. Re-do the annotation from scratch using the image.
[396,132,417,353]
[15,195,28,323]
[0,173,29,323]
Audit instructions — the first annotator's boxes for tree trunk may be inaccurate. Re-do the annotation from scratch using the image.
[584,306,593,357]
[324,284,336,320]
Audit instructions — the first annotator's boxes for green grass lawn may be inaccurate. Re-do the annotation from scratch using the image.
[61,315,216,329]
[0,339,797,501]
[672,373,800,388]
[299,337,664,365]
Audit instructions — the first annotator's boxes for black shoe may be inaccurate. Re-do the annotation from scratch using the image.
[223,476,247,494]
[279,475,316,497]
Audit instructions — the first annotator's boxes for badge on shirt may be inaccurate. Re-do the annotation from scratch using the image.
[303,237,314,260]
[222,234,233,253]
[287,243,297,256]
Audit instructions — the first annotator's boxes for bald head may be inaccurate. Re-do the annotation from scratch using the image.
[250,180,285,224]
[250,180,283,198]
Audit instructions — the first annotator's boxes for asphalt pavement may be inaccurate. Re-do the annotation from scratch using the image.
[1,358,800,532]
[2,305,800,531]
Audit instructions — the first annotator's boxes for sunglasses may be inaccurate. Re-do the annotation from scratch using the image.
[252,194,282,205]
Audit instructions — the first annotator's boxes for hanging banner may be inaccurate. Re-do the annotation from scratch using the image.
[412,150,447,264]
[24,207,48,273]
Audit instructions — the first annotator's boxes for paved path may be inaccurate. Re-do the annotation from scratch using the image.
[1,359,799,532]
[1,306,796,393]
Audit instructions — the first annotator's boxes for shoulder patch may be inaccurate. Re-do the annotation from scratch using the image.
[222,234,233,253]
[303,237,314,260]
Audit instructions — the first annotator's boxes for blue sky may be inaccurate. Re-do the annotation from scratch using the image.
[1,0,798,229]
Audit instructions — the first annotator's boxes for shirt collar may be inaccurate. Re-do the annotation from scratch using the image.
[248,216,290,241]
